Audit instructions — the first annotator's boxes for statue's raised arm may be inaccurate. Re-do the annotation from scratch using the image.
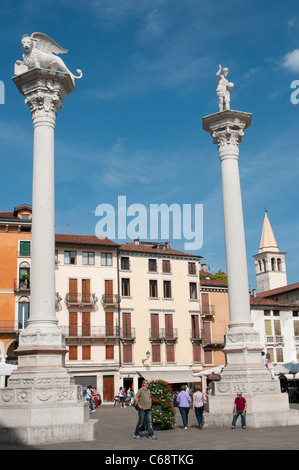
[216,64,234,111]
[17,32,83,83]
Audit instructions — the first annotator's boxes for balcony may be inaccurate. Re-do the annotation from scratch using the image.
[60,325,119,338]
[14,278,30,292]
[203,334,225,346]
[164,328,178,341]
[120,327,136,341]
[265,335,284,346]
[101,294,121,306]
[200,305,215,317]
[190,329,203,341]
[149,328,178,342]
[65,293,98,307]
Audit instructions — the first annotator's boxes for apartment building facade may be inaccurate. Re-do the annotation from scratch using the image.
[118,240,206,391]
[54,234,120,402]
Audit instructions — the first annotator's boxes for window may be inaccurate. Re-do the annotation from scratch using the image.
[18,302,30,329]
[83,251,95,265]
[106,345,114,360]
[55,250,58,264]
[188,262,196,275]
[101,253,112,266]
[69,346,77,361]
[21,214,30,220]
[121,256,130,270]
[82,345,91,361]
[123,344,132,363]
[149,280,158,298]
[162,260,171,273]
[193,344,201,363]
[189,282,197,300]
[277,258,282,271]
[64,251,77,265]
[152,344,161,363]
[204,349,213,365]
[148,259,157,272]
[19,241,31,256]
[166,344,175,363]
[163,281,172,298]
[122,278,131,297]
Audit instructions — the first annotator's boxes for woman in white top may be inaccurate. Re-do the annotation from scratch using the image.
[193,385,206,429]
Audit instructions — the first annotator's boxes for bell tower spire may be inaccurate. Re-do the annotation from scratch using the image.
[253,210,287,293]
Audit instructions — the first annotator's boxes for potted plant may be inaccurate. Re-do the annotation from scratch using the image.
[20,273,30,288]
[149,380,176,430]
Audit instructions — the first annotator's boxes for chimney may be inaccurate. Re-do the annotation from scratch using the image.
[165,241,170,249]
[134,239,140,245]
[201,263,207,272]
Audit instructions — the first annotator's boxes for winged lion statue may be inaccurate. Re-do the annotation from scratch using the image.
[19,32,83,82]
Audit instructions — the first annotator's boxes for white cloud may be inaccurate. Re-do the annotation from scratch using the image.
[281,49,299,72]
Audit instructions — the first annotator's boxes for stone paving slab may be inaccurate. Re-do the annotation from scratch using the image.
[0,403,299,451]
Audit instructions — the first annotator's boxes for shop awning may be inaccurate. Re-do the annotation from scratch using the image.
[0,363,17,376]
[193,365,225,377]
[139,370,201,384]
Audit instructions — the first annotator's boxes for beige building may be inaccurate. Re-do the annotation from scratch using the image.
[54,234,120,402]
[118,239,205,391]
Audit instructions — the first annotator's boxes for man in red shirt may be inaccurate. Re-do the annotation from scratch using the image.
[231,392,247,429]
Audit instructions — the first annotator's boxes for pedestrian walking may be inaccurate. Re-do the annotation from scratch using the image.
[133,379,158,440]
[231,392,247,429]
[265,353,275,379]
[193,384,206,429]
[85,385,95,413]
[176,385,192,429]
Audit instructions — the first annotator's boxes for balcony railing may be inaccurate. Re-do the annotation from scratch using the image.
[149,328,178,341]
[265,335,284,346]
[119,328,136,340]
[60,325,119,338]
[101,294,121,305]
[200,305,215,316]
[65,293,98,305]
[203,334,225,346]
[14,278,30,291]
[190,329,203,341]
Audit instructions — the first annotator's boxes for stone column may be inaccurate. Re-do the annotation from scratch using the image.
[13,68,67,369]
[202,110,290,425]
[0,68,99,445]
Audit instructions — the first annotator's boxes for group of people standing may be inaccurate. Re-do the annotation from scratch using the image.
[118,387,134,407]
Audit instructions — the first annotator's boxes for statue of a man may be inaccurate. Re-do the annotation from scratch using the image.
[216,64,234,111]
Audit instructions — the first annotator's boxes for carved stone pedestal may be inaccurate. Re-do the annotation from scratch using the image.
[0,67,99,445]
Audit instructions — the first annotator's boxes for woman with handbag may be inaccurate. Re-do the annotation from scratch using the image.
[176,385,191,429]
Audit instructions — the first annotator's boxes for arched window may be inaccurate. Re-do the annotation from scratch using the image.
[258,260,262,273]
[277,258,281,271]
[271,258,275,271]
[263,259,266,272]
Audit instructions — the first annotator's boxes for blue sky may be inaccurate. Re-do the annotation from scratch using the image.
[0,0,299,290]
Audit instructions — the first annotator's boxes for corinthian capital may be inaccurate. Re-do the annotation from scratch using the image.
[202,109,252,162]
[12,67,75,128]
